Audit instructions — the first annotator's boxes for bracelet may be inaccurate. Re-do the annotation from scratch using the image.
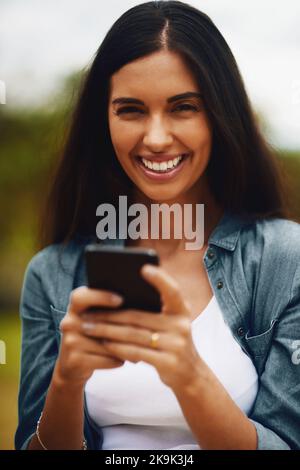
[36,411,88,450]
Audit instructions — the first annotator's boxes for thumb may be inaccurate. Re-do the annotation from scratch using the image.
[141,264,189,315]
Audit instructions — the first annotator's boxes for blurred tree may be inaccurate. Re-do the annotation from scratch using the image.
[0,69,85,309]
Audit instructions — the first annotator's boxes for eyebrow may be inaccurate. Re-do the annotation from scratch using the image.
[111,91,202,105]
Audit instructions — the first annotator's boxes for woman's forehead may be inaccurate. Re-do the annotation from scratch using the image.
[109,51,200,100]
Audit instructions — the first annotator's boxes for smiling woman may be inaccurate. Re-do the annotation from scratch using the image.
[15,0,300,452]
[107,50,212,202]
[37,1,289,247]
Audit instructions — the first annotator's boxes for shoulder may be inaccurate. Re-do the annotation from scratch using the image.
[24,242,71,283]
[20,236,96,313]
[254,216,300,244]
[22,237,94,299]
[237,216,300,304]
[25,243,63,274]
[239,216,300,263]
[25,236,93,277]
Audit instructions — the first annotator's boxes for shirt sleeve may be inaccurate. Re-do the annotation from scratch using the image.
[249,265,300,450]
[14,251,60,449]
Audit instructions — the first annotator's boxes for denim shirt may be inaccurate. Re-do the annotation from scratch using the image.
[15,209,300,450]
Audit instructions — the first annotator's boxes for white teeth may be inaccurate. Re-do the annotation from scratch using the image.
[142,158,153,169]
[140,154,186,172]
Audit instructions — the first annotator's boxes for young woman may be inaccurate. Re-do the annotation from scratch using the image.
[15,1,300,450]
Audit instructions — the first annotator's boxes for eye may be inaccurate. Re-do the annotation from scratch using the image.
[114,103,200,117]
[115,107,144,115]
[172,103,199,113]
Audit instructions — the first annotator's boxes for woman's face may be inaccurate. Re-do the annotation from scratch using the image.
[108,50,212,202]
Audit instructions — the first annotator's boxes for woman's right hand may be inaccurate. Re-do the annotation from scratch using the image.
[53,286,125,388]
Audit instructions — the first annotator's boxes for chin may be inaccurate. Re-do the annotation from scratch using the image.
[139,186,184,203]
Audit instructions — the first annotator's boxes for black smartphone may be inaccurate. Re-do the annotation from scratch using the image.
[84,244,161,313]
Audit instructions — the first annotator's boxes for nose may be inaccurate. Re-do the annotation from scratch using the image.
[142,115,173,150]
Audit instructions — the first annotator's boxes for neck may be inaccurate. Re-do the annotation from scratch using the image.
[126,177,224,258]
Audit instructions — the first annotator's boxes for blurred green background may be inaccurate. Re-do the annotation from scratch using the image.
[0,70,300,450]
[0,72,81,450]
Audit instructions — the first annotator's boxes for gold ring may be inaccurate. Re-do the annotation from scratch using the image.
[150,332,160,349]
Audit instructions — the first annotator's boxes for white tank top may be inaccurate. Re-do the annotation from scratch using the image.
[85,295,258,450]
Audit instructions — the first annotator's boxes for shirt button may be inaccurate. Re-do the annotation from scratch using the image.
[217,281,223,289]
[207,250,215,259]
[237,327,245,337]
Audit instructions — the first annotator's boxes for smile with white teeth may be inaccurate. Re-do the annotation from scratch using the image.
[140,154,186,172]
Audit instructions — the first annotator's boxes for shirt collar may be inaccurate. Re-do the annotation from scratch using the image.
[208,209,251,251]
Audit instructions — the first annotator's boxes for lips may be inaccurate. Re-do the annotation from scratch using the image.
[134,152,191,181]
[136,152,190,163]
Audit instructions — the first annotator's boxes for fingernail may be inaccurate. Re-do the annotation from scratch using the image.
[142,265,156,276]
[111,294,123,305]
[82,322,95,330]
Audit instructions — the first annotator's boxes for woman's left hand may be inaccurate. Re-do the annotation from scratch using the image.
[80,264,204,391]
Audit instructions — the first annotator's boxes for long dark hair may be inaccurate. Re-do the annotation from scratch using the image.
[38,0,291,250]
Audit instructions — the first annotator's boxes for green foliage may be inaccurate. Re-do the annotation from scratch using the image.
[0,71,84,308]
[0,312,20,379]
[0,312,20,449]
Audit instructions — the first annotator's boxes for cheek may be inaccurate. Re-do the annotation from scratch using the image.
[110,122,139,162]
[185,120,212,173]
[185,118,212,151]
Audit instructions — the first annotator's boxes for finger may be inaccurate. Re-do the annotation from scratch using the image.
[102,341,175,369]
[62,331,118,357]
[82,322,187,352]
[81,321,181,351]
[80,309,178,332]
[68,286,123,316]
[140,265,188,315]
[82,322,153,346]
[81,352,125,370]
